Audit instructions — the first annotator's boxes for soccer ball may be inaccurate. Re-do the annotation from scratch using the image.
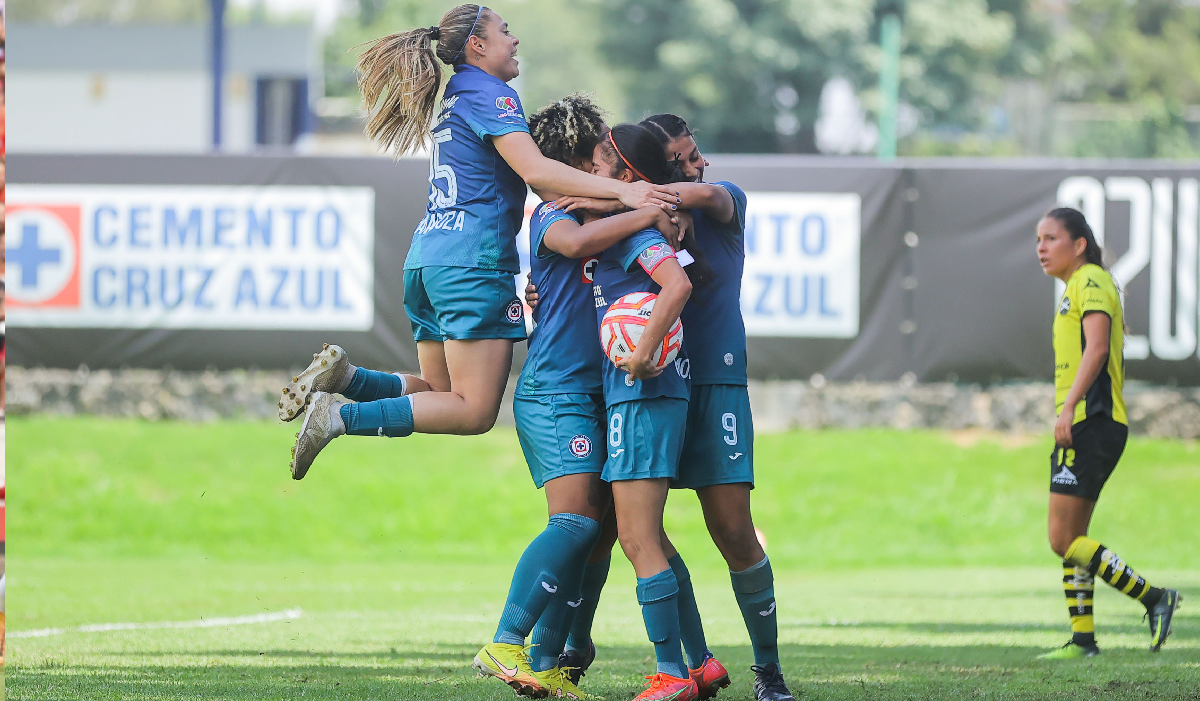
[600,292,683,369]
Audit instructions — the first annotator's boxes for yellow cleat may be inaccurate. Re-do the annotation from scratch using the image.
[473,642,547,698]
[1037,641,1100,659]
[534,665,590,699]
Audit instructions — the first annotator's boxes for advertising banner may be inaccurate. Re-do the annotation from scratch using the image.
[6,154,1198,384]
[740,192,861,338]
[7,185,375,330]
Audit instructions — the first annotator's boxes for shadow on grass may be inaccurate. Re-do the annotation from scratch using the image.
[8,643,1200,701]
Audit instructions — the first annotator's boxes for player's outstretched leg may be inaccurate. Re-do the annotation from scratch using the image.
[289,390,416,480]
[1064,536,1182,652]
[696,484,795,701]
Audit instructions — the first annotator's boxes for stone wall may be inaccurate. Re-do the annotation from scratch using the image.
[6,367,1200,439]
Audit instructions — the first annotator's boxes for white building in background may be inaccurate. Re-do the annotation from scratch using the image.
[8,24,318,154]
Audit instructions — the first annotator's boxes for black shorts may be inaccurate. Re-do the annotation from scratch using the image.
[1049,414,1128,500]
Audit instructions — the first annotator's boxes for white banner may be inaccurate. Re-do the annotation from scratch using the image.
[6,185,375,330]
[741,192,861,337]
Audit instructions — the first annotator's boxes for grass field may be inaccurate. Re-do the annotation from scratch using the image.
[7,417,1200,700]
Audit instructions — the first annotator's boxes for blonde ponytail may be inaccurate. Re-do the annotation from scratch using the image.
[356,4,491,156]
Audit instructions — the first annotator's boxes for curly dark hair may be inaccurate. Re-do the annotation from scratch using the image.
[528,93,609,166]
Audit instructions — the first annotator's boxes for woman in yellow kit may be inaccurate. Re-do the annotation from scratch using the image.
[1035,207,1182,659]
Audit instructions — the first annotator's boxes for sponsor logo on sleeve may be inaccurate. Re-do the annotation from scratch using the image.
[637,243,674,274]
[495,95,524,120]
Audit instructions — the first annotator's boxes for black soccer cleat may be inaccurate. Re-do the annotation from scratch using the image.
[751,663,796,701]
[557,642,596,686]
[1148,589,1182,652]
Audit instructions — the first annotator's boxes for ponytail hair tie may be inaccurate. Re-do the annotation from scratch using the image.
[428,26,441,40]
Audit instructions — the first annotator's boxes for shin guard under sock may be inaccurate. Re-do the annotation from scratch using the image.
[565,556,611,654]
[637,568,687,679]
[668,554,710,669]
[340,396,414,437]
[494,514,601,646]
[340,367,408,402]
[731,556,779,666]
[1065,536,1164,609]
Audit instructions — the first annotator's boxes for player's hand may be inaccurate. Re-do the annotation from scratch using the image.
[551,195,625,215]
[618,181,680,212]
[618,351,663,381]
[1054,409,1074,448]
[524,272,539,310]
[671,210,693,248]
[651,208,683,243]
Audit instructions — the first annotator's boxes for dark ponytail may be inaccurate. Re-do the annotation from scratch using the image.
[600,124,687,186]
[1046,207,1105,269]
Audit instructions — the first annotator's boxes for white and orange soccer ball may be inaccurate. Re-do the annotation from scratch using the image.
[600,292,683,370]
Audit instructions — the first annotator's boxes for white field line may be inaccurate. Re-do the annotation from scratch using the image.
[10,607,302,639]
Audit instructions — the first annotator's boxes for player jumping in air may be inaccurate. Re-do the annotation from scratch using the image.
[1034,207,1182,660]
[279,4,679,479]
[544,115,796,701]
[473,95,685,700]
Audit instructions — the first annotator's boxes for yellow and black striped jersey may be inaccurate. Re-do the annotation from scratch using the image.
[1052,264,1127,425]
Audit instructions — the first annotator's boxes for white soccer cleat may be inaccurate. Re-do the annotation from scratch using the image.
[278,343,351,422]
[290,392,341,481]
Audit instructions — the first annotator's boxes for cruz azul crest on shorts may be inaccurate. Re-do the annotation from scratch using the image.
[505,299,524,324]
[495,96,523,119]
[568,434,593,458]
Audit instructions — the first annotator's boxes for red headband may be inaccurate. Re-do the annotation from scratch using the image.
[607,132,652,183]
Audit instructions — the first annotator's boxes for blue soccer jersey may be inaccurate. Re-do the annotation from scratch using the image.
[517,203,606,396]
[404,64,530,273]
[679,181,749,385]
[592,230,691,406]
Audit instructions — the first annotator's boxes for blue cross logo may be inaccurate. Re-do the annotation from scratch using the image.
[10,223,63,288]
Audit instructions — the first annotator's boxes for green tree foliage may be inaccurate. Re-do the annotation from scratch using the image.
[591,0,1043,153]
[1050,0,1200,158]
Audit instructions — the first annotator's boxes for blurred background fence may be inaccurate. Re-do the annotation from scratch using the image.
[7,153,1200,386]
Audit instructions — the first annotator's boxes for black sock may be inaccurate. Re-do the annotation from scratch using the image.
[1071,631,1096,648]
[1141,587,1165,611]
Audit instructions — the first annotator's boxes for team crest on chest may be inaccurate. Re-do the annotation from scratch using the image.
[1059,296,1071,315]
[568,434,593,458]
[581,257,598,284]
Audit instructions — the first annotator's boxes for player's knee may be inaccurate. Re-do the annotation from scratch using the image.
[1048,532,1073,558]
[459,404,498,434]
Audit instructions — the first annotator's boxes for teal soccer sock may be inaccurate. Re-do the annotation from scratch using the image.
[340,396,414,437]
[668,553,710,669]
[494,514,601,646]
[637,568,687,679]
[341,367,407,402]
[730,556,779,666]
[529,536,597,671]
[565,556,611,653]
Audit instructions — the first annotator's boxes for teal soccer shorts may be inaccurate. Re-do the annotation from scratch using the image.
[602,398,688,482]
[514,393,607,489]
[403,266,527,342]
[674,384,755,489]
